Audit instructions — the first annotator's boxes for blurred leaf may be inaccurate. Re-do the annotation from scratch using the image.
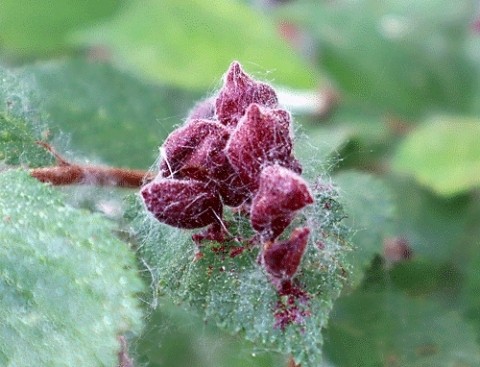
[279,0,477,117]
[23,59,199,168]
[392,118,480,196]
[136,300,283,367]
[129,180,350,367]
[0,0,121,58]
[0,65,53,166]
[324,291,480,367]
[388,176,473,262]
[335,171,395,286]
[0,170,143,366]
[73,0,318,90]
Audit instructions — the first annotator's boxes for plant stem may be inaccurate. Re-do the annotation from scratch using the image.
[288,356,300,367]
[31,164,153,188]
[30,141,153,188]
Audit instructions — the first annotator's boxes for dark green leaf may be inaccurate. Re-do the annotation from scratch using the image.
[0,170,144,366]
[325,291,480,367]
[23,59,199,168]
[279,0,477,117]
[335,171,395,286]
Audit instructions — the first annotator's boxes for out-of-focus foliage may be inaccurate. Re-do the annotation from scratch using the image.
[73,0,318,89]
[1,0,480,366]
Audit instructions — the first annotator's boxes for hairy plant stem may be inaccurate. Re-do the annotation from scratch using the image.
[31,165,153,188]
[30,141,153,187]
[288,356,300,367]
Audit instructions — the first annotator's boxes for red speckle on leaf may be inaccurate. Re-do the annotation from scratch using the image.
[215,61,278,127]
[262,227,310,279]
[226,104,295,192]
[141,178,222,229]
[251,166,313,240]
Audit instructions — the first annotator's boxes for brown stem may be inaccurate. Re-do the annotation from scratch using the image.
[288,356,300,367]
[31,141,154,188]
[31,165,153,188]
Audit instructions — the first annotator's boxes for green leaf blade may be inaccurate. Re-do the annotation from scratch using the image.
[0,170,144,367]
[392,118,480,196]
[73,0,318,90]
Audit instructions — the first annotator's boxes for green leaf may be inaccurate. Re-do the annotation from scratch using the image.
[136,300,283,367]
[388,176,473,262]
[23,59,199,168]
[73,0,318,90]
[129,178,350,367]
[335,171,395,286]
[278,0,477,117]
[0,170,143,366]
[392,118,480,196]
[324,291,480,367]
[0,65,53,167]
[0,0,121,58]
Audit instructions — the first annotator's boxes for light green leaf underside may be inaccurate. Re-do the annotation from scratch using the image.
[0,0,121,57]
[0,170,144,367]
[73,0,318,90]
[335,171,395,286]
[0,65,53,167]
[325,291,480,367]
[392,118,480,196]
[129,180,350,367]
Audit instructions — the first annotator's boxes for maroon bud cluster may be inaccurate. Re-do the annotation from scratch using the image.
[141,62,315,301]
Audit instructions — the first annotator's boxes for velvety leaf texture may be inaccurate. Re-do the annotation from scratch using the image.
[130,174,350,367]
[0,65,53,167]
[0,170,143,367]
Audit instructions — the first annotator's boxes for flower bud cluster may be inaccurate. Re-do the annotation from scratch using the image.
[141,61,314,282]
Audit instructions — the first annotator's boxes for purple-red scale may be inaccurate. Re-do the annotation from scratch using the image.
[262,227,311,279]
[226,104,294,192]
[141,178,222,229]
[251,166,314,240]
[215,61,278,128]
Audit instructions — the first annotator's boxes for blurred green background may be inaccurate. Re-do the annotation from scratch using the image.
[1,0,480,366]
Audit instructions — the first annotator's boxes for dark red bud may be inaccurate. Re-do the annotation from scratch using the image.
[187,97,216,120]
[262,227,310,279]
[160,119,230,181]
[226,104,294,192]
[141,178,222,229]
[250,165,313,240]
[215,61,278,127]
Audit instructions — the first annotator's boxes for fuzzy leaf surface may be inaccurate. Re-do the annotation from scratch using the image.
[0,65,53,167]
[392,118,480,196]
[73,0,317,90]
[130,180,350,367]
[0,170,143,367]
